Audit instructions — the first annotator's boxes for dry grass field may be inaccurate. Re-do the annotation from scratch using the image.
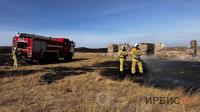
[0,53,200,112]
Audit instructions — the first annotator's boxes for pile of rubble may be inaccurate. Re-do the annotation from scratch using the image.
[156,48,199,61]
[156,40,200,61]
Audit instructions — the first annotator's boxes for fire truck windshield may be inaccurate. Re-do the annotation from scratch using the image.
[17,42,28,49]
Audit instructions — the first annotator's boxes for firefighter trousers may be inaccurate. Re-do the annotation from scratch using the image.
[132,59,143,74]
[13,56,18,67]
[119,58,126,72]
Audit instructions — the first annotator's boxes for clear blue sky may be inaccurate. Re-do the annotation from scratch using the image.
[0,0,200,48]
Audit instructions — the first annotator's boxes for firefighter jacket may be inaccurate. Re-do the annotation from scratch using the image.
[131,48,142,60]
[118,50,128,59]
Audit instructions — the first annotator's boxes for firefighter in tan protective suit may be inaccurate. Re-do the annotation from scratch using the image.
[131,43,143,81]
[118,46,128,79]
[12,47,18,67]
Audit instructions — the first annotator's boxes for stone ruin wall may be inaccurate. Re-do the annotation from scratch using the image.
[107,40,200,61]
[107,43,157,57]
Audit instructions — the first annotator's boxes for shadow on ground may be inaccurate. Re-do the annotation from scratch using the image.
[0,69,40,78]
[92,60,149,81]
[39,66,94,84]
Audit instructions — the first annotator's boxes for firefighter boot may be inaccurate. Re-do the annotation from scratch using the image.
[123,71,126,79]
[132,73,136,82]
[129,73,132,81]
[140,73,144,82]
[118,71,123,80]
[119,71,125,80]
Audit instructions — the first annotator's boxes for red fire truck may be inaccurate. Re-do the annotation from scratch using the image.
[12,33,75,63]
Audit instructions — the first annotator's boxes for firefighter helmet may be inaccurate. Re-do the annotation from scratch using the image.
[134,43,139,47]
[121,46,126,51]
